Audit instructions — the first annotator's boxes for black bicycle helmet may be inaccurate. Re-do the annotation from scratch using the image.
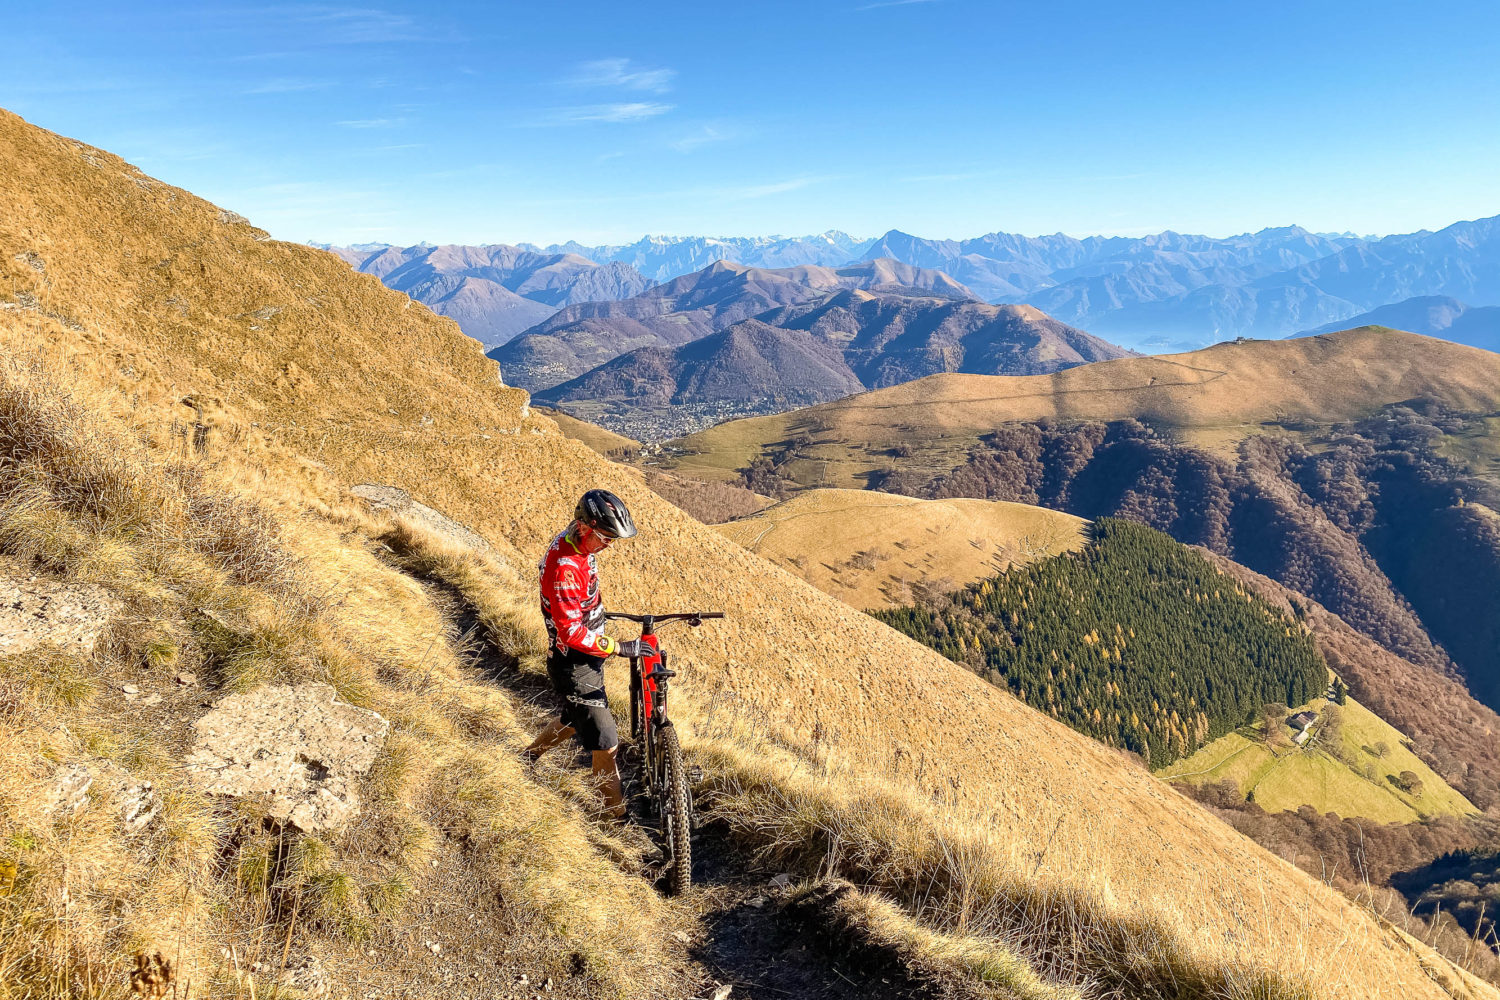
[575,489,637,539]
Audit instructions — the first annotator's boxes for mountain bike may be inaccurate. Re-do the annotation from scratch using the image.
[604,610,723,894]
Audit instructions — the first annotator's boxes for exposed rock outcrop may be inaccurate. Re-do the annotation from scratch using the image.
[351,483,494,553]
[185,683,387,833]
[0,574,118,657]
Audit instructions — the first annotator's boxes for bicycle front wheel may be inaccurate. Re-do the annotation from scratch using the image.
[656,723,693,895]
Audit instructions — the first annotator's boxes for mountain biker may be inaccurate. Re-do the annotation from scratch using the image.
[525,489,644,819]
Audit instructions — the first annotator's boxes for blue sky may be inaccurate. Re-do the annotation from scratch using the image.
[4,1,1498,245]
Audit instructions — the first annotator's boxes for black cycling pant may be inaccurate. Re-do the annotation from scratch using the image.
[545,648,619,752]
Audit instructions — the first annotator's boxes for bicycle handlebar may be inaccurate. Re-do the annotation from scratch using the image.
[604,611,725,624]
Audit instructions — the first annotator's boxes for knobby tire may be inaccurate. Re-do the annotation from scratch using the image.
[657,723,692,895]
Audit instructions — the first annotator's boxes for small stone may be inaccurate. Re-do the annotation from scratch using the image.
[544,979,554,992]
[745,895,768,908]
[141,693,163,706]
[121,683,140,695]
[518,974,528,985]
[672,930,691,944]
[713,986,734,1000]
[769,873,792,890]
[176,672,197,686]
[427,942,441,955]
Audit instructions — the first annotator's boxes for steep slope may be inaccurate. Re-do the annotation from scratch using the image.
[1295,295,1500,352]
[538,290,1131,439]
[667,327,1500,488]
[714,489,1085,609]
[489,258,974,392]
[331,242,654,347]
[1,109,1491,999]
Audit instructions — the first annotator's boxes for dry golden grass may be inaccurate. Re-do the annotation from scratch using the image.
[665,327,1500,489]
[0,351,675,997]
[715,488,1085,609]
[0,106,1493,998]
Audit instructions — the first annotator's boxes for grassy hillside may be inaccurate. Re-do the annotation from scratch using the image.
[1,108,1493,999]
[663,329,1500,489]
[1161,696,1477,823]
[715,489,1085,609]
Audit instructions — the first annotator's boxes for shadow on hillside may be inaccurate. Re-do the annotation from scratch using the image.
[686,823,944,1000]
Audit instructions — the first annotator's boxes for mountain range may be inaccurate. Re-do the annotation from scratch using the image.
[526,230,877,281]
[535,291,1130,439]
[330,242,654,347]
[327,215,1500,354]
[487,257,974,393]
[1293,295,1500,352]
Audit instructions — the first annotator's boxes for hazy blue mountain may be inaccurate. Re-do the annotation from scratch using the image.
[1263,216,1500,309]
[526,231,877,281]
[490,258,974,392]
[327,243,654,347]
[984,219,1497,351]
[535,289,1130,438]
[1293,296,1500,353]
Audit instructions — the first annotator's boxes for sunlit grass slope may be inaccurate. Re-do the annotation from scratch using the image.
[1162,696,1477,824]
[1,108,1493,999]
[715,489,1085,609]
[665,329,1500,490]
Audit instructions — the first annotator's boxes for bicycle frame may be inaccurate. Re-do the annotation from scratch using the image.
[604,610,722,893]
[605,611,721,791]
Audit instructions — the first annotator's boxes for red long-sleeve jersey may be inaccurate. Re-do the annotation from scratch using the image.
[539,527,611,656]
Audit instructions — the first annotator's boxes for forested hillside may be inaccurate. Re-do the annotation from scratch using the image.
[869,402,1500,712]
[875,519,1326,768]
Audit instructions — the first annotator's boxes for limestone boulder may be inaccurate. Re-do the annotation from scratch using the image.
[185,683,387,833]
[0,574,118,657]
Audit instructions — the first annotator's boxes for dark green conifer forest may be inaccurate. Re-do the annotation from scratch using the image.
[876,519,1326,768]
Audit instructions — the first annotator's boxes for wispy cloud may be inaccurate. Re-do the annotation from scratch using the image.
[244,77,333,94]
[547,102,674,124]
[670,125,731,153]
[243,6,422,44]
[336,117,405,128]
[568,58,675,94]
[901,168,1006,183]
[723,177,829,201]
[857,0,940,8]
